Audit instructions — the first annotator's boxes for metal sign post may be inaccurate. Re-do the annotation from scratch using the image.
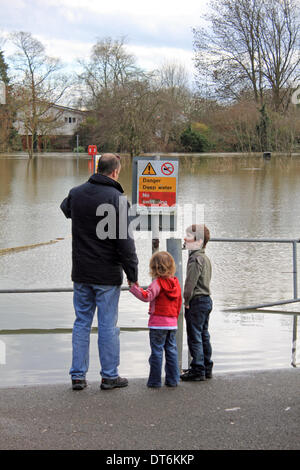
[151,155,160,254]
[166,238,184,371]
[132,155,184,368]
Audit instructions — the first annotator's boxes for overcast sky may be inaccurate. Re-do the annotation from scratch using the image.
[0,0,209,78]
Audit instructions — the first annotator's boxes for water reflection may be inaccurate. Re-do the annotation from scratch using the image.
[0,153,299,385]
[0,311,293,387]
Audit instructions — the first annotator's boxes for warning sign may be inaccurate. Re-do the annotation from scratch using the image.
[137,159,178,213]
[142,162,156,175]
[161,162,174,175]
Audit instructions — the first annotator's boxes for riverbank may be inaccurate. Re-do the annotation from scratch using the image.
[0,368,299,450]
[1,151,300,158]
[141,151,300,158]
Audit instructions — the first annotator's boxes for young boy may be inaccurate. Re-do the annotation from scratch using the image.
[180,224,213,382]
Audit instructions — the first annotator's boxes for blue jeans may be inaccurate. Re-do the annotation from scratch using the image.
[185,296,213,376]
[70,283,121,380]
[148,329,180,387]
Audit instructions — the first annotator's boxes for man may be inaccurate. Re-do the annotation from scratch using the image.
[60,153,138,391]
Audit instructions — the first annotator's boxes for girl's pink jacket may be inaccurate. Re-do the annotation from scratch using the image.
[130,277,182,329]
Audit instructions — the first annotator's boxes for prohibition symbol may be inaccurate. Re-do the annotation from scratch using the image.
[142,162,156,175]
[161,162,174,175]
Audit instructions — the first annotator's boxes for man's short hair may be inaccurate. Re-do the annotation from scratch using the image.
[97,153,121,175]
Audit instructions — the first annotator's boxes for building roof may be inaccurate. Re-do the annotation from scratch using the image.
[51,104,87,114]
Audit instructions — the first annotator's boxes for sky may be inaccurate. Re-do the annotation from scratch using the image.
[0,0,209,79]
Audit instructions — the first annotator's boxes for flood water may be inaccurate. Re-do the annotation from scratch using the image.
[0,152,299,386]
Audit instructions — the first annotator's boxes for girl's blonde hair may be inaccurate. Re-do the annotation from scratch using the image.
[149,251,176,279]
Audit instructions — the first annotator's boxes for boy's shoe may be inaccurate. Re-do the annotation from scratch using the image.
[165,383,178,387]
[72,379,87,390]
[206,371,213,379]
[180,369,206,382]
[100,376,128,390]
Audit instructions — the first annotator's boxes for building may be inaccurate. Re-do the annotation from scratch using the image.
[14,104,87,151]
[0,81,6,105]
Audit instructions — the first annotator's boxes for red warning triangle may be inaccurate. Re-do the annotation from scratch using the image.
[142,162,156,175]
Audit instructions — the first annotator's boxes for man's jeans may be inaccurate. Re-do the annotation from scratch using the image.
[185,295,213,376]
[70,283,121,380]
[148,329,180,387]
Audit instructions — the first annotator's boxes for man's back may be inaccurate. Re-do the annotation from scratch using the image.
[61,172,138,285]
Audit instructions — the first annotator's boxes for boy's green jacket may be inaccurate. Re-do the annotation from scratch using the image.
[184,248,212,306]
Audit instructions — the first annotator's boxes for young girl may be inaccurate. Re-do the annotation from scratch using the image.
[129,251,182,388]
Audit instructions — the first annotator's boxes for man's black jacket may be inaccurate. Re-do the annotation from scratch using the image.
[60,173,138,285]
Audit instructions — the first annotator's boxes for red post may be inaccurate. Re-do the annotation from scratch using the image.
[88,145,97,157]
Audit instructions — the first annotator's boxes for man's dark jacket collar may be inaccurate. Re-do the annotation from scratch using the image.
[88,173,124,193]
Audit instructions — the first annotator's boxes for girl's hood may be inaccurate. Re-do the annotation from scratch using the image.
[157,277,180,299]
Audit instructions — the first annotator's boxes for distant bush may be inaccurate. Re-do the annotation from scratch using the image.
[73,146,85,153]
[180,126,211,152]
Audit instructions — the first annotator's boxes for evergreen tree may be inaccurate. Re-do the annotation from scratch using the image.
[0,50,9,84]
[180,126,211,152]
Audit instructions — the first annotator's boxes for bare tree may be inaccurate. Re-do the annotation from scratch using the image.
[158,61,189,91]
[77,76,161,156]
[9,31,70,157]
[78,40,196,153]
[77,37,161,155]
[153,62,191,150]
[259,0,300,112]
[193,0,300,112]
[78,37,144,102]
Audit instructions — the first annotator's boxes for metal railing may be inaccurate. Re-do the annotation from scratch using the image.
[210,237,299,309]
[0,237,299,368]
[210,237,299,367]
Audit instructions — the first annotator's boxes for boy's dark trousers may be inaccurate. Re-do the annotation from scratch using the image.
[185,295,213,377]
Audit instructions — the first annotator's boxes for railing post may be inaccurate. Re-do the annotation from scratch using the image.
[292,241,298,300]
[167,238,184,372]
[292,241,298,367]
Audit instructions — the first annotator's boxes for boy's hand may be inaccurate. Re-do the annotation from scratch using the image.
[185,304,190,309]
